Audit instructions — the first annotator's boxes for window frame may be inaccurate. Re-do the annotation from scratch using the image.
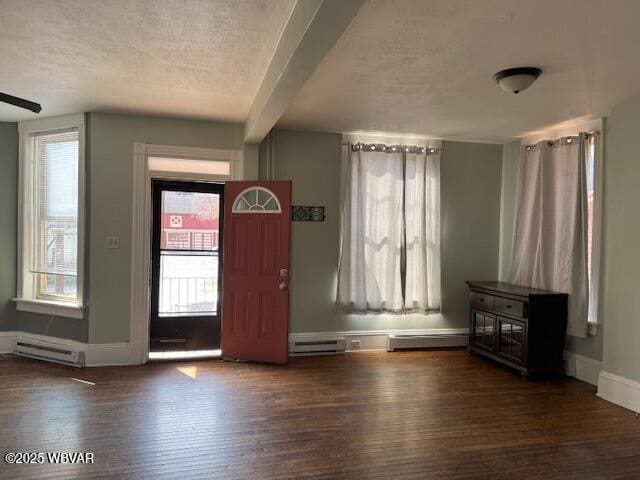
[587,132,604,335]
[131,142,243,364]
[16,113,86,319]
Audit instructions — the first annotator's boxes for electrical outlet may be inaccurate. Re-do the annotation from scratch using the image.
[349,339,361,350]
[107,237,120,249]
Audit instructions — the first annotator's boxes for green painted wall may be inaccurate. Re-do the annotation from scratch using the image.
[601,94,640,382]
[0,122,18,332]
[1,112,259,343]
[87,113,245,343]
[262,130,503,333]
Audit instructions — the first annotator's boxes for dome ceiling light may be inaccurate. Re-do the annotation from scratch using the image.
[494,67,542,94]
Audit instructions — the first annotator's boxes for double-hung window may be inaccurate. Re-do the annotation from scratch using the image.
[16,114,85,319]
[337,142,442,314]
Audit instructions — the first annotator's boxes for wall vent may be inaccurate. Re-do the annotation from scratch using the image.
[386,334,467,352]
[289,338,346,356]
[15,340,85,367]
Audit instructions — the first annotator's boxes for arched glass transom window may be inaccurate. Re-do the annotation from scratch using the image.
[232,187,282,213]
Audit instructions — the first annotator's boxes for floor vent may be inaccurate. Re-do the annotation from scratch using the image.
[15,340,84,367]
[289,338,347,356]
[386,334,467,352]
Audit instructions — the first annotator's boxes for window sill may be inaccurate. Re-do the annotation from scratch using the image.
[588,322,600,336]
[14,298,85,319]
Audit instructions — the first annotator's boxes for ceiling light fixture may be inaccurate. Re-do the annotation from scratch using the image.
[494,67,542,94]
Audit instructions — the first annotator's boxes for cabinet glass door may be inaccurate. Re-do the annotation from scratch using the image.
[471,310,496,351]
[497,317,526,364]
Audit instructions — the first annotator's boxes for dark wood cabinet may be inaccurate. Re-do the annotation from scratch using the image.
[467,281,568,376]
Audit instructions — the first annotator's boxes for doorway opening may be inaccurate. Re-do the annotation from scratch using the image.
[149,180,224,360]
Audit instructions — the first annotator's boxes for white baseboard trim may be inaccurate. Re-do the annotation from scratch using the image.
[0,331,143,367]
[289,328,468,353]
[86,342,143,367]
[563,351,602,386]
[597,371,640,413]
[0,331,17,353]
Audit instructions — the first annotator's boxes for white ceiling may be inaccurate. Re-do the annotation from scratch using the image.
[3,0,640,141]
[0,0,295,122]
[278,0,640,141]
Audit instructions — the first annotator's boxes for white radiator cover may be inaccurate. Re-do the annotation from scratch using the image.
[386,334,467,352]
[15,339,85,367]
[289,329,469,354]
[289,338,347,356]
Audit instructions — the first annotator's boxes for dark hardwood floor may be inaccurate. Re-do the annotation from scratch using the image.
[1,350,639,480]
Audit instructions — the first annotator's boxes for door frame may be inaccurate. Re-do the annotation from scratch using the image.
[149,179,225,351]
[130,143,243,364]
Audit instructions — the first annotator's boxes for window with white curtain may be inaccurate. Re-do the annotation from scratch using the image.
[337,143,441,314]
[509,132,601,338]
[16,114,85,319]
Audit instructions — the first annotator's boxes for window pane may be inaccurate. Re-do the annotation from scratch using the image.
[586,140,595,287]
[41,219,77,275]
[148,157,231,176]
[42,273,77,298]
[32,130,79,301]
[43,139,78,217]
[159,253,218,315]
[232,187,281,212]
[158,190,221,316]
[160,191,220,251]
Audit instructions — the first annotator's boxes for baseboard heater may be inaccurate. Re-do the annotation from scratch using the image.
[289,338,347,356]
[15,340,85,367]
[386,334,467,352]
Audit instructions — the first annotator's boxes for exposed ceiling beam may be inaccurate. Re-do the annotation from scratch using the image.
[244,0,365,144]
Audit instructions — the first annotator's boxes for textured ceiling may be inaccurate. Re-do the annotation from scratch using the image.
[278,0,640,141]
[0,0,295,122]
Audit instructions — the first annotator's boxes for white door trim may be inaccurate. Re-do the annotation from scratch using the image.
[130,143,243,364]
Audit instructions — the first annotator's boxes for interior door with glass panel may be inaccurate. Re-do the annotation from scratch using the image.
[150,180,223,351]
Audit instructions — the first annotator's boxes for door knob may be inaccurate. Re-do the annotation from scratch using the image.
[280,268,288,277]
[278,282,288,290]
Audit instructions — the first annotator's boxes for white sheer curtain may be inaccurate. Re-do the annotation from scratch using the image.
[404,151,441,312]
[337,145,441,313]
[509,135,589,338]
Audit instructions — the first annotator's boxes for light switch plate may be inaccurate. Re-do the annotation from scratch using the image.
[107,237,120,249]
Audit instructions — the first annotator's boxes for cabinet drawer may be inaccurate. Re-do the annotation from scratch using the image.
[470,292,494,310]
[495,296,526,318]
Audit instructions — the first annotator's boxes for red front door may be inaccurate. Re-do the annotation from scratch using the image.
[221,181,291,364]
